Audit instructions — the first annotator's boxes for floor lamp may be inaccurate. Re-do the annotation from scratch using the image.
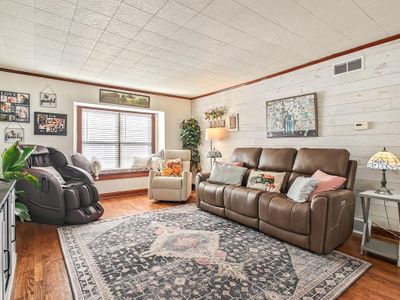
[205,127,227,169]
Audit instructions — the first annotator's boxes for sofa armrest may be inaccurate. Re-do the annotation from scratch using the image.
[148,170,160,199]
[195,172,211,207]
[181,171,192,200]
[310,189,355,253]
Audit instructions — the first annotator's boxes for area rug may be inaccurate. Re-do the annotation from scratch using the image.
[58,205,370,300]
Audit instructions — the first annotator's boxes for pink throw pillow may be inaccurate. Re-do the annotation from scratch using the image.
[310,170,346,197]
[222,161,245,167]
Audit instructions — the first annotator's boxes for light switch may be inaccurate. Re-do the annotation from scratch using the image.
[354,122,369,130]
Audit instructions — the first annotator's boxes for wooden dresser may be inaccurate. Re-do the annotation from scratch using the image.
[0,180,16,300]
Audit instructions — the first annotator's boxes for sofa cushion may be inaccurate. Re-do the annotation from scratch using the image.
[224,186,264,218]
[152,176,182,189]
[310,169,347,197]
[197,181,226,207]
[259,192,311,235]
[258,148,297,172]
[287,176,319,203]
[230,147,262,169]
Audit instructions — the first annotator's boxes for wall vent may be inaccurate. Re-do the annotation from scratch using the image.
[333,56,364,76]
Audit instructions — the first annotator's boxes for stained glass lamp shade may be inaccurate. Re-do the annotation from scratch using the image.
[367,147,400,194]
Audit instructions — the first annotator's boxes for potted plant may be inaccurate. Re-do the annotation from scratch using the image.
[1,143,39,222]
[180,118,201,172]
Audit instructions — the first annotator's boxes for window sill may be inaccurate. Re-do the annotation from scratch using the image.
[93,171,149,181]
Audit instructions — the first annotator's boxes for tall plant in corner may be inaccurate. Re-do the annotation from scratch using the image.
[1,143,40,222]
[180,118,201,171]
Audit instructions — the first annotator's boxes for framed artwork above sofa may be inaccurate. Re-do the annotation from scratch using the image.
[266,93,318,138]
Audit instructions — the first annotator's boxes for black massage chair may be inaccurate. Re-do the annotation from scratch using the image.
[16,145,104,224]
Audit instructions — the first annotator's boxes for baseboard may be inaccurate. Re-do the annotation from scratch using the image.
[100,188,148,200]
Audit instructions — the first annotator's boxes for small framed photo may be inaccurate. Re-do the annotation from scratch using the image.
[40,92,57,108]
[4,127,24,143]
[228,113,239,131]
[34,112,67,136]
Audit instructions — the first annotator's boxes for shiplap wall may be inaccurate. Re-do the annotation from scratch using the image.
[192,40,400,231]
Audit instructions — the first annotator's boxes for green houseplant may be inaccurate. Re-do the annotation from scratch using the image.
[180,118,201,171]
[1,143,39,222]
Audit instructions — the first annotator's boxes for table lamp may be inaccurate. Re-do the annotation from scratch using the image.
[367,147,400,195]
[205,127,226,168]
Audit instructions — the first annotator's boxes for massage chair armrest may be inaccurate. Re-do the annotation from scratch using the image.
[58,165,94,184]
[16,168,64,210]
[310,189,355,253]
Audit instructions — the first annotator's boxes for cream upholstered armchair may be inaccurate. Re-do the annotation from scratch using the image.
[148,150,192,201]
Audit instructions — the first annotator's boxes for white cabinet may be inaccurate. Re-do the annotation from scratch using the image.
[0,181,16,300]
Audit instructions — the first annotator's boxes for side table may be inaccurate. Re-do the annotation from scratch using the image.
[359,190,400,266]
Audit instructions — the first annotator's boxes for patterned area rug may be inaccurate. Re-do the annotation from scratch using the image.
[58,205,370,300]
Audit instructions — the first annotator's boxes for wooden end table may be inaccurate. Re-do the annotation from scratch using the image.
[359,190,400,266]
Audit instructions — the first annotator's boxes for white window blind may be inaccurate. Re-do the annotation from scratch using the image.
[80,107,153,170]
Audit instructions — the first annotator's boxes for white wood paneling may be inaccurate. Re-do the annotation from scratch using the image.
[192,40,400,231]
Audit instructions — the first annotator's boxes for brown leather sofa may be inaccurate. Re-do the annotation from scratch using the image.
[196,147,357,254]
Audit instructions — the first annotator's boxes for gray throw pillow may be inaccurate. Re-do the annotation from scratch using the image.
[287,177,319,203]
[71,153,92,174]
[208,162,247,186]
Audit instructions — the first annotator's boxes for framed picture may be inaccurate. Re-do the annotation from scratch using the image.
[266,93,318,138]
[40,92,57,108]
[0,90,30,123]
[99,89,150,108]
[228,113,239,131]
[34,112,67,136]
[4,127,24,143]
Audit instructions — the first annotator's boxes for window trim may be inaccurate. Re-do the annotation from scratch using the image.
[76,105,156,179]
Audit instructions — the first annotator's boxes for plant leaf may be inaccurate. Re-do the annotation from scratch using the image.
[2,143,22,173]
[15,201,29,213]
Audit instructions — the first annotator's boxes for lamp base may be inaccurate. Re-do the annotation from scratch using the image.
[375,187,392,195]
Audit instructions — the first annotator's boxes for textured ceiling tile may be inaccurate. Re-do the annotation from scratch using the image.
[74,7,111,30]
[79,0,121,16]
[126,40,155,54]
[70,21,104,39]
[85,57,110,68]
[34,36,65,51]
[34,24,69,43]
[174,0,214,11]
[144,16,180,36]
[35,9,72,32]
[114,3,152,27]
[202,0,243,22]
[61,52,88,64]
[105,63,130,72]
[134,30,167,47]
[81,63,105,73]
[93,42,122,56]
[105,19,140,39]
[89,50,117,62]
[35,0,76,19]
[118,48,145,61]
[66,34,98,49]
[157,1,198,25]
[63,43,93,56]
[12,0,35,6]
[112,56,137,67]
[123,0,168,14]
[35,45,63,58]
[0,13,34,34]
[100,32,130,48]
[0,0,34,21]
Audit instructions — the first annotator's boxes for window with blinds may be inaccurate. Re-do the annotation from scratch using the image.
[78,107,154,170]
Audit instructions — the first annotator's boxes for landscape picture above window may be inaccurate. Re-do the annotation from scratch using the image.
[77,106,155,170]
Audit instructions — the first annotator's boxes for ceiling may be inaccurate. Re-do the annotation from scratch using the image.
[0,0,399,98]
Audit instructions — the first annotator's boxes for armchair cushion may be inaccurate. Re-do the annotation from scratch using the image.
[152,176,182,189]
[160,158,183,176]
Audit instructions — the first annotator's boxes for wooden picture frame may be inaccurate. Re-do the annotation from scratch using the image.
[99,89,150,108]
[266,93,318,138]
[4,127,24,143]
[34,112,67,136]
[0,90,30,123]
[228,113,239,131]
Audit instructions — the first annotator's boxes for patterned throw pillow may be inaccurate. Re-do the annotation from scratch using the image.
[246,170,285,192]
[159,158,183,177]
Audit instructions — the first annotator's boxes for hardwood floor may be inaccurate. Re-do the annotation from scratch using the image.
[12,194,400,300]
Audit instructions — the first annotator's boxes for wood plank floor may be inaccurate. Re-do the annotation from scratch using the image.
[12,194,400,300]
